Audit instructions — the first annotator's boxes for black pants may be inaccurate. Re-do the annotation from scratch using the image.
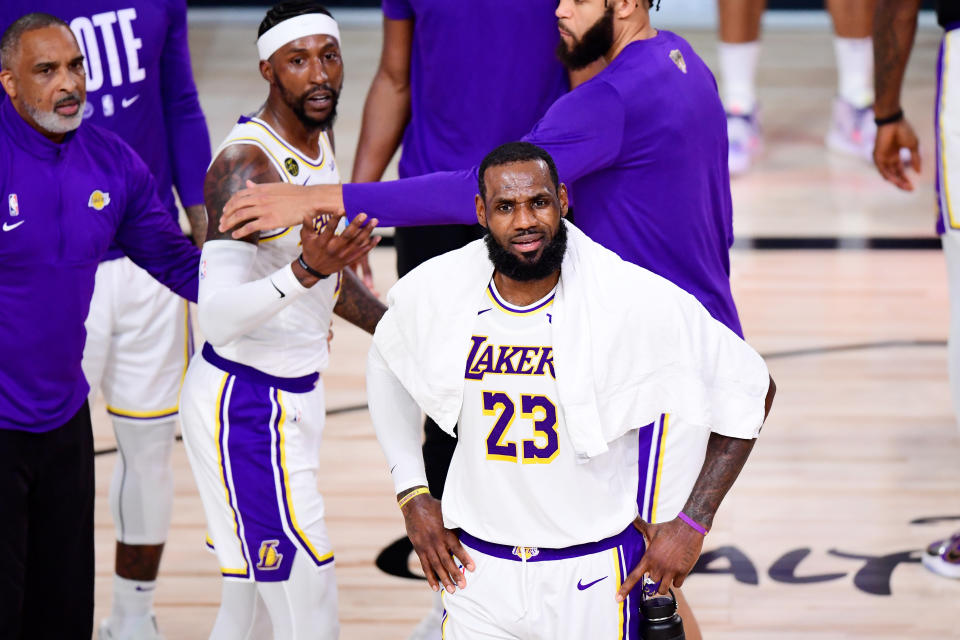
[396,224,482,498]
[0,401,95,640]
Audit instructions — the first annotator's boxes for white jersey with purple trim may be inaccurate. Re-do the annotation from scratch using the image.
[443,279,713,549]
[207,115,343,377]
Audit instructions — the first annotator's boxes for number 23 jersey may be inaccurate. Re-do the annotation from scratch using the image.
[443,280,640,549]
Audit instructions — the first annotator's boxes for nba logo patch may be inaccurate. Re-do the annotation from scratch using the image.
[8,194,19,217]
[88,190,110,211]
[199,259,207,280]
[669,49,687,74]
[257,540,284,570]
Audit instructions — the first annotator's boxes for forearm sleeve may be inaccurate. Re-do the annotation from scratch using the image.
[197,240,309,346]
[366,343,428,493]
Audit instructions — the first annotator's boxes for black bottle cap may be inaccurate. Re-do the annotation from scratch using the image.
[641,595,678,622]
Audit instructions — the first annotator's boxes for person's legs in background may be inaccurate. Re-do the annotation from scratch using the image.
[717,0,766,175]
[825,0,879,158]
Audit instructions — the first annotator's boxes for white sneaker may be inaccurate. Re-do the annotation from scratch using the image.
[98,614,164,640]
[726,110,762,176]
[406,604,443,640]
[825,97,876,160]
[921,530,960,580]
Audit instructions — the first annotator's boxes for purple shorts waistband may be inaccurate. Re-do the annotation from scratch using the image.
[459,524,644,562]
[202,342,319,393]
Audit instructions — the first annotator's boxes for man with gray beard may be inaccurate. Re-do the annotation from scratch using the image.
[0,13,199,638]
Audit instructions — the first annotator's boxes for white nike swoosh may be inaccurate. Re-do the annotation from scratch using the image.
[121,95,140,109]
[2,220,24,232]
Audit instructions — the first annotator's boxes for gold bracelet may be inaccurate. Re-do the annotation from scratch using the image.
[397,487,431,510]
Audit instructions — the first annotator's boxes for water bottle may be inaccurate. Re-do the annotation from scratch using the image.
[640,588,685,640]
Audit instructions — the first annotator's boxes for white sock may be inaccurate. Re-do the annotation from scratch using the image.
[833,36,874,108]
[718,41,761,115]
[109,575,156,631]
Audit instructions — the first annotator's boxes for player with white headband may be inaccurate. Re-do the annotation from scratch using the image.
[179,2,384,638]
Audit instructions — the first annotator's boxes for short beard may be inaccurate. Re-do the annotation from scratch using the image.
[279,80,339,130]
[485,221,567,282]
[556,6,615,71]
[25,96,85,135]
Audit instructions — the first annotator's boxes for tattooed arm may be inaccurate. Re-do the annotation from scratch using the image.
[617,376,777,599]
[204,144,279,244]
[334,267,387,334]
[199,145,380,346]
[872,0,923,191]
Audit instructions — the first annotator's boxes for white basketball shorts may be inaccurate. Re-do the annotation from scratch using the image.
[83,256,193,421]
[180,344,334,582]
[441,525,647,640]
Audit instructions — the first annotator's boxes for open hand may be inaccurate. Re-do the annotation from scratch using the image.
[617,517,704,601]
[873,120,921,191]
[299,212,380,280]
[400,490,474,594]
[221,180,343,238]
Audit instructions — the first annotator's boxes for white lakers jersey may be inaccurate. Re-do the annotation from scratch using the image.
[209,115,343,378]
[443,279,713,548]
[443,280,639,548]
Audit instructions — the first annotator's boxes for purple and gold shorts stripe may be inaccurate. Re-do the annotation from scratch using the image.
[440,594,449,639]
[612,547,626,639]
[270,388,334,569]
[216,373,252,579]
[618,542,646,639]
[636,413,669,523]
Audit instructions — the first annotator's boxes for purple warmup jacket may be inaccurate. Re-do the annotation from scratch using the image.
[0,0,211,259]
[0,100,200,432]
[381,0,568,176]
[344,31,742,336]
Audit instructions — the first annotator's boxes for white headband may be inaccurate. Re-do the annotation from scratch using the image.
[257,13,340,61]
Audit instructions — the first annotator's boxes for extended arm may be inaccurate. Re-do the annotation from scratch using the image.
[872,0,923,190]
[161,0,212,241]
[351,17,412,183]
[114,152,201,302]
[367,344,473,592]
[199,146,379,346]
[219,82,625,237]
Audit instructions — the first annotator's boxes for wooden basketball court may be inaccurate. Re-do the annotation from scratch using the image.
[88,14,960,639]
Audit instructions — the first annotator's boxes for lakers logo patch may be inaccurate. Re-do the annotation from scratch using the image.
[669,49,687,74]
[257,540,284,570]
[284,157,300,177]
[88,190,111,211]
[512,546,539,561]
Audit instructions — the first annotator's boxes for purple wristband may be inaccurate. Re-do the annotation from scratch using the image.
[678,512,708,536]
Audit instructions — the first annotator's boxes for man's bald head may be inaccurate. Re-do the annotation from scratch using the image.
[0,13,70,70]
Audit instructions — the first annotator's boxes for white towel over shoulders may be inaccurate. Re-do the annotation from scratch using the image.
[372,220,769,460]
